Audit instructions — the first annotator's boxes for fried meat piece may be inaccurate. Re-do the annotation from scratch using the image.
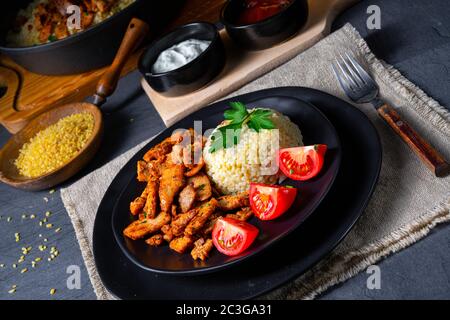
[136,161,149,182]
[130,196,146,216]
[129,180,157,216]
[171,205,178,218]
[81,11,95,29]
[54,0,73,16]
[226,207,253,221]
[161,224,174,242]
[54,21,69,39]
[185,157,205,177]
[137,159,163,182]
[145,234,163,246]
[169,236,193,254]
[93,0,113,13]
[143,180,158,219]
[185,198,218,236]
[123,212,171,240]
[184,130,204,173]
[191,238,214,261]
[202,211,223,236]
[187,172,212,201]
[143,137,175,162]
[171,207,199,237]
[170,128,205,170]
[217,192,249,211]
[38,23,52,43]
[179,184,196,213]
[159,159,185,213]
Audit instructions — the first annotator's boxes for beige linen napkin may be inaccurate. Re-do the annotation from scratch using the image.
[61,24,450,300]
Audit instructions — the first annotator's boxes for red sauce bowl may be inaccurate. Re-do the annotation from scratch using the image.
[221,0,309,51]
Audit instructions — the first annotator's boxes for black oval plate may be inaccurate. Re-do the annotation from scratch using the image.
[111,96,341,275]
[93,87,382,299]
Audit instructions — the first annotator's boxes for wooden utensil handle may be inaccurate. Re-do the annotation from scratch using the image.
[93,18,149,106]
[378,104,450,177]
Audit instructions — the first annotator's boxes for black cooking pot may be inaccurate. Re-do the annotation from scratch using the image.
[0,0,185,75]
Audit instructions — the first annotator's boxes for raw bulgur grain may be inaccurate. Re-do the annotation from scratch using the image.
[15,113,94,178]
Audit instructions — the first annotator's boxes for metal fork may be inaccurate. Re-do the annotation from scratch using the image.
[332,53,449,177]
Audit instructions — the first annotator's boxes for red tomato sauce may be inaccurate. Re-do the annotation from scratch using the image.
[238,0,293,25]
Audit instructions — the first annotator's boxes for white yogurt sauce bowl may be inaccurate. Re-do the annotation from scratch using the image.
[138,22,226,97]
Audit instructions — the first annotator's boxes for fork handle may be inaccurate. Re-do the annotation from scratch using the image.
[378,104,450,177]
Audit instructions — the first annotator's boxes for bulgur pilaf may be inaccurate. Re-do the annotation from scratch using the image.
[7,0,135,47]
[14,112,94,178]
[203,109,303,194]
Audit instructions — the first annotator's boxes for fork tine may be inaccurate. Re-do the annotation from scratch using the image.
[335,57,357,90]
[341,53,365,88]
[345,52,374,85]
[331,62,350,92]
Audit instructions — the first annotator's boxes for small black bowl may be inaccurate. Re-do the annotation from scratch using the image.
[139,22,226,97]
[221,0,309,51]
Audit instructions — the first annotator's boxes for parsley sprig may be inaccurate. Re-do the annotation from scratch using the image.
[209,102,275,153]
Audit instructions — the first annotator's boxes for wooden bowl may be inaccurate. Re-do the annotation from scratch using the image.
[0,102,103,191]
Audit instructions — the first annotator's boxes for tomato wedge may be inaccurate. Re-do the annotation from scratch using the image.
[249,183,297,220]
[278,145,327,181]
[212,217,259,256]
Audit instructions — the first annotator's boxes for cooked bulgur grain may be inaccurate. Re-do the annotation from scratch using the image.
[203,109,303,194]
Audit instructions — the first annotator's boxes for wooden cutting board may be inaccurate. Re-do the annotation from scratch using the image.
[0,0,228,134]
[142,0,357,127]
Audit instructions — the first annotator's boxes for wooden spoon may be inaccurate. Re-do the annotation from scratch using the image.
[0,18,149,191]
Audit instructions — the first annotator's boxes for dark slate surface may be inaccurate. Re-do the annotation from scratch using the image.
[0,0,449,300]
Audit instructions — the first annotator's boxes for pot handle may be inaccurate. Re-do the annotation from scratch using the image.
[93,18,149,107]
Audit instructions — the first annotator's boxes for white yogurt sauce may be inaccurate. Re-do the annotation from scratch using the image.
[152,39,211,74]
